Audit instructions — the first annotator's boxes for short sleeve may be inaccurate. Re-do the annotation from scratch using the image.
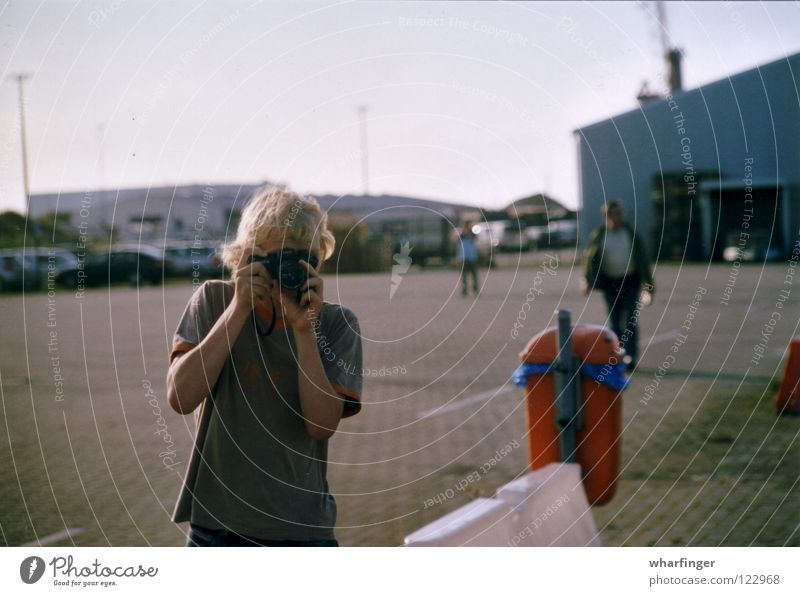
[170,281,223,363]
[318,304,363,418]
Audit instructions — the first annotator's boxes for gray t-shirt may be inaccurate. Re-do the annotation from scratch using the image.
[170,280,362,541]
[601,228,633,279]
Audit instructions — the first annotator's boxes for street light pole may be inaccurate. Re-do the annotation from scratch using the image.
[12,73,32,215]
[96,122,106,193]
[357,105,369,196]
[96,122,107,219]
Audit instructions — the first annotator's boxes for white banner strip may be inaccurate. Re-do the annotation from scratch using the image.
[1,547,797,595]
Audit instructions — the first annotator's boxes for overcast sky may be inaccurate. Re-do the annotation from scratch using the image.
[1,0,799,213]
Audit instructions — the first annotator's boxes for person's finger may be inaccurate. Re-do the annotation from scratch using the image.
[298,259,320,278]
[302,288,322,308]
[235,262,269,283]
[292,285,313,308]
[237,245,266,270]
[239,269,269,290]
[300,276,322,293]
[236,247,253,270]
[245,267,269,282]
[249,277,270,293]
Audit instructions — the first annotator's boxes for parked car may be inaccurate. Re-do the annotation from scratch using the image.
[547,219,578,248]
[161,242,224,278]
[84,246,169,286]
[722,229,782,262]
[30,247,81,288]
[0,249,38,292]
[498,220,530,253]
[525,225,551,250]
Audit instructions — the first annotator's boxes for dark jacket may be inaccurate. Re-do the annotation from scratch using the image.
[583,224,654,291]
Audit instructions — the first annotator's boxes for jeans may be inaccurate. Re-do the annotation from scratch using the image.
[186,524,339,547]
[460,260,479,296]
[600,274,641,366]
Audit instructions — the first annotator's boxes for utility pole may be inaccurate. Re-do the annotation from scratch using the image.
[357,105,369,195]
[96,122,106,192]
[96,122,107,228]
[10,72,40,247]
[11,73,32,215]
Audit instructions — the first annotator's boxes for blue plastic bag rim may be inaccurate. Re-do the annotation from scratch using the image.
[511,361,629,392]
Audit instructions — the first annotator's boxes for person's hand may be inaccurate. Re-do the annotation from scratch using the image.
[272,259,323,334]
[580,277,590,296]
[640,281,655,306]
[233,247,271,313]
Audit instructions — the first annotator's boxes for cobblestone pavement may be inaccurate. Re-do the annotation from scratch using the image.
[1,250,798,546]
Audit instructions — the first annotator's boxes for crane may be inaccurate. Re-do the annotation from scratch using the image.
[637,1,683,101]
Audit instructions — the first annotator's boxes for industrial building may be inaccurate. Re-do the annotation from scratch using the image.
[29,185,470,245]
[575,52,800,261]
[28,184,478,269]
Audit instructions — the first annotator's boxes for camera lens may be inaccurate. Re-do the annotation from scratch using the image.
[280,266,304,288]
[277,253,304,289]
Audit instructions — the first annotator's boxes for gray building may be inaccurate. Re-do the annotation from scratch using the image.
[29,184,474,260]
[575,52,800,261]
[29,184,247,242]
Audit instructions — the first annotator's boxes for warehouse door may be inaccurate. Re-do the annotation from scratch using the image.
[705,185,783,261]
[651,174,707,261]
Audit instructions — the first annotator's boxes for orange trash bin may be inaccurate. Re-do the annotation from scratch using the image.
[512,321,628,505]
[775,336,800,416]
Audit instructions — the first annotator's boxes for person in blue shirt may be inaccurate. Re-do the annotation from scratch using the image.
[455,220,480,297]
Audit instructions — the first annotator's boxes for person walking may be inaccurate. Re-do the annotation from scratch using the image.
[455,220,480,297]
[582,201,654,369]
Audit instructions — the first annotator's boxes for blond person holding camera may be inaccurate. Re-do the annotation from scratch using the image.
[167,188,362,547]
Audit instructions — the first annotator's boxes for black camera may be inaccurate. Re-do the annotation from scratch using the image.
[248,248,319,303]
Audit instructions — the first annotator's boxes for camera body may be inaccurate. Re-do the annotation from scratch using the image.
[248,248,319,303]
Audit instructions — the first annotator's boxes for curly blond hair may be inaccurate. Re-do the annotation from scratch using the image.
[222,187,335,270]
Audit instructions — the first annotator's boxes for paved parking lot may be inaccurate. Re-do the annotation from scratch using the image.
[1,250,798,546]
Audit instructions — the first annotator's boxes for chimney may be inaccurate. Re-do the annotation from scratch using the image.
[666,48,683,92]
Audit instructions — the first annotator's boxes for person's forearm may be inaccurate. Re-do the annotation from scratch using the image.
[167,302,250,414]
[293,327,343,440]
